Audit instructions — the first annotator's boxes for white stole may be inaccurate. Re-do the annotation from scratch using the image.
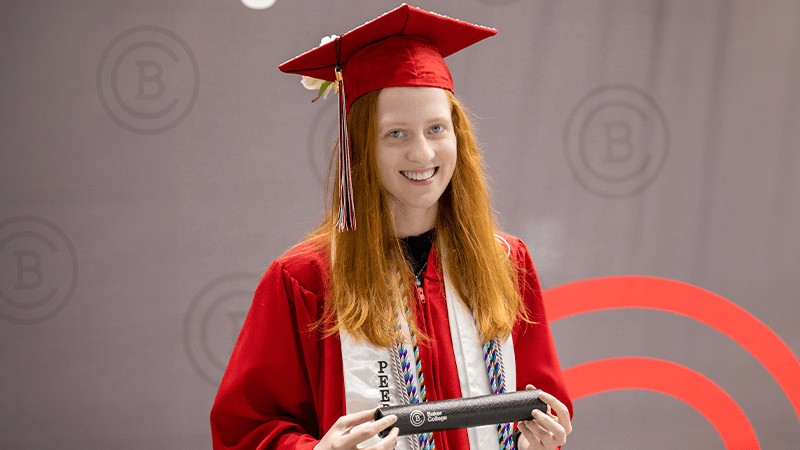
[340,274,517,449]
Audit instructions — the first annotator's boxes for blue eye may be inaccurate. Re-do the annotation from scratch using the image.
[429,125,444,134]
[388,130,406,138]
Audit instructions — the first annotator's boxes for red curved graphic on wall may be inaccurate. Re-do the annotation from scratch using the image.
[543,276,800,425]
[564,357,758,449]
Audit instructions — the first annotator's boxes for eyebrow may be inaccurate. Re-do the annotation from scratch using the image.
[377,114,452,129]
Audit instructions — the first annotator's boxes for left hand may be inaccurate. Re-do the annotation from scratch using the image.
[516,385,572,450]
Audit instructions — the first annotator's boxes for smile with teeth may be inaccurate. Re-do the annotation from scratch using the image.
[401,168,437,181]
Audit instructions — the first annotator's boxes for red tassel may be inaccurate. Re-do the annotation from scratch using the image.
[336,67,356,231]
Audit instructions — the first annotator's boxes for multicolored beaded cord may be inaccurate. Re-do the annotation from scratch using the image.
[483,338,514,450]
[394,292,517,450]
[394,298,434,450]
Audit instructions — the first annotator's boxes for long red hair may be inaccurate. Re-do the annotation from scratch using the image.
[304,89,527,347]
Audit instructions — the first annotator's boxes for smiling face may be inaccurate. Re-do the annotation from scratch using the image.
[375,87,457,237]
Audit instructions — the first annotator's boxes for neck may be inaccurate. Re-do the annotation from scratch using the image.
[391,202,437,238]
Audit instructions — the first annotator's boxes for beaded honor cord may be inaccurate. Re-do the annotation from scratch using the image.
[393,294,516,450]
[394,298,433,450]
[483,338,514,449]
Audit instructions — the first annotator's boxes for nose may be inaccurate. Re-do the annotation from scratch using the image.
[407,134,435,163]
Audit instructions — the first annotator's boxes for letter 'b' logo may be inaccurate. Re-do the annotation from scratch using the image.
[0,216,78,324]
[97,26,200,135]
[410,410,425,427]
[564,85,668,197]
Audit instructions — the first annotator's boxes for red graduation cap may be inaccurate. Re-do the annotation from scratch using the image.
[279,4,497,230]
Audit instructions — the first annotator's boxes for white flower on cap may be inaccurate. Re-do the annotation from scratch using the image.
[300,35,341,101]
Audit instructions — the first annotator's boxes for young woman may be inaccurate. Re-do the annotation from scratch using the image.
[211,5,573,450]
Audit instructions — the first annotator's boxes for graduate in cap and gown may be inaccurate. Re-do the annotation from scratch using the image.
[210,5,574,450]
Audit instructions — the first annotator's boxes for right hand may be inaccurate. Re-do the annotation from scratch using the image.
[314,409,399,450]
[517,385,572,450]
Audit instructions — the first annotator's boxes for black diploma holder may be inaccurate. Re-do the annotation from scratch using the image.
[375,389,546,437]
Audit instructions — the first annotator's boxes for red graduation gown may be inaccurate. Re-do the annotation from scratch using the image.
[210,234,572,450]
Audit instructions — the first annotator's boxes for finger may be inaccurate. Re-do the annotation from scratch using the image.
[525,418,563,450]
[526,387,558,423]
[531,410,566,447]
[334,408,381,430]
[518,420,547,448]
[345,414,398,444]
[372,427,400,450]
[526,383,552,418]
[537,392,572,435]
[522,419,555,439]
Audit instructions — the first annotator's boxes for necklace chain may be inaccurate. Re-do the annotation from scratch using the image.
[413,261,428,287]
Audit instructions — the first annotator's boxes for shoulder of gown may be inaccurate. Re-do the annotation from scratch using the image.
[259,236,331,300]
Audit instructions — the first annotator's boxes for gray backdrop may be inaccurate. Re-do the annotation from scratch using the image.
[1,0,799,449]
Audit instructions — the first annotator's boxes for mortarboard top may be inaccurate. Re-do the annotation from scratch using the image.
[278,4,497,111]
